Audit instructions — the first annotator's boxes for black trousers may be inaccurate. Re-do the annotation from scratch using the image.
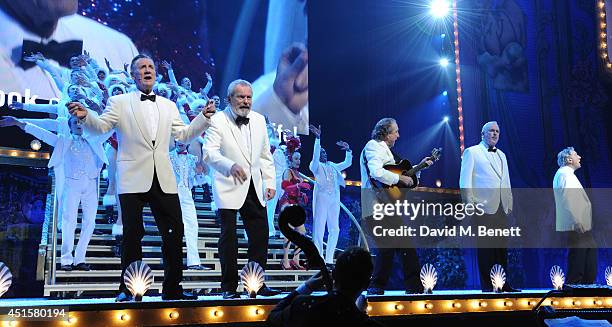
[217,179,269,291]
[476,205,509,290]
[566,231,597,284]
[369,247,422,292]
[118,171,184,296]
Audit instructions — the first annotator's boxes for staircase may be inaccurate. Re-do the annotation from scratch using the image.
[40,179,316,297]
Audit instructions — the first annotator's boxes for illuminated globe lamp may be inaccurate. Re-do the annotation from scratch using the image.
[123,260,154,301]
[550,266,565,290]
[0,262,12,298]
[420,264,437,294]
[241,262,265,298]
[30,139,42,151]
[490,264,506,293]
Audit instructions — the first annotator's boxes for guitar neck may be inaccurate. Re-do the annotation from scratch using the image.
[406,162,428,176]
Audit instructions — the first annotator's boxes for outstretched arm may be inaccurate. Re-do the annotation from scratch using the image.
[308,124,321,174]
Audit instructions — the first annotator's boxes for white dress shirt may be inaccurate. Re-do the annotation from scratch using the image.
[64,135,99,180]
[140,93,159,142]
[229,109,252,158]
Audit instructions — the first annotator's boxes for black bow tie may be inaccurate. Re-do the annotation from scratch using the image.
[488,147,497,153]
[141,94,156,102]
[235,116,250,126]
[18,39,83,70]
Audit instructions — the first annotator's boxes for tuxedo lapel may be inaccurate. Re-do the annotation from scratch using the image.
[129,92,154,149]
[481,146,502,178]
[224,109,251,164]
[153,101,163,149]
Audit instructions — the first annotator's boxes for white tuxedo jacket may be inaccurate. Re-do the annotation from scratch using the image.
[459,142,513,214]
[202,108,275,209]
[82,92,210,194]
[553,166,592,232]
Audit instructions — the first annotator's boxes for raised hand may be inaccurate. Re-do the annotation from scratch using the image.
[336,140,350,151]
[23,52,45,62]
[273,43,309,114]
[66,102,88,119]
[308,124,321,139]
[8,102,24,110]
[161,60,172,71]
[203,99,216,118]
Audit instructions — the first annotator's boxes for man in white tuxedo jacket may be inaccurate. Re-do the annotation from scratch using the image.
[459,121,518,292]
[202,79,279,299]
[68,54,215,301]
[553,147,597,284]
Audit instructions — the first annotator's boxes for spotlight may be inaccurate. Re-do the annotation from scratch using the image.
[550,266,565,290]
[30,139,41,151]
[430,0,450,18]
[435,179,442,188]
[439,58,449,67]
[443,116,449,123]
[0,262,12,298]
[419,264,437,294]
[440,33,446,38]
[442,90,448,96]
[240,261,265,298]
[124,260,154,301]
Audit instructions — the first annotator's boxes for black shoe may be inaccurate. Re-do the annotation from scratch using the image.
[115,292,133,302]
[222,291,241,299]
[257,285,281,296]
[73,263,91,271]
[405,288,423,294]
[367,287,384,295]
[187,265,210,271]
[60,264,73,271]
[502,285,521,292]
[162,291,198,300]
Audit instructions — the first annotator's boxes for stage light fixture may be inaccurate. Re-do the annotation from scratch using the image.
[440,33,446,38]
[124,260,154,301]
[0,262,12,298]
[240,261,265,298]
[605,266,611,286]
[30,139,41,151]
[550,265,565,290]
[439,58,449,67]
[443,116,449,122]
[420,264,437,294]
[442,90,448,96]
[435,179,442,188]
[430,0,450,18]
[490,264,506,293]
[169,311,179,319]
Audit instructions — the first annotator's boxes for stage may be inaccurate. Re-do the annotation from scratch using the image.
[1,289,611,326]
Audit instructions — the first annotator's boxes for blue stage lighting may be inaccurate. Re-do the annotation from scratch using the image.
[440,33,446,38]
[443,116,449,122]
[430,0,450,18]
[439,58,449,67]
[442,90,448,96]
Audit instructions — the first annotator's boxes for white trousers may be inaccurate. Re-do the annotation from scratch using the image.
[104,143,123,235]
[312,191,341,264]
[60,177,97,265]
[266,190,282,237]
[179,186,201,266]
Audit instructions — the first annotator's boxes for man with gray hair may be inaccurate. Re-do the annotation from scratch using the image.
[360,117,432,295]
[460,121,518,292]
[552,147,597,284]
[202,79,280,299]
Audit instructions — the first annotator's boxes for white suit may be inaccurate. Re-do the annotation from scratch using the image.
[81,92,211,194]
[23,123,107,266]
[553,166,592,232]
[459,142,513,214]
[310,138,352,263]
[202,108,276,209]
[359,139,399,218]
[170,150,202,266]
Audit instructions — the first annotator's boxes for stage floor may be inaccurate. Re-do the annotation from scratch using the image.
[0,289,610,326]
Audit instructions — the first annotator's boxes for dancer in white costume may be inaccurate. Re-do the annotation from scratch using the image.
[308,124,352,264]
